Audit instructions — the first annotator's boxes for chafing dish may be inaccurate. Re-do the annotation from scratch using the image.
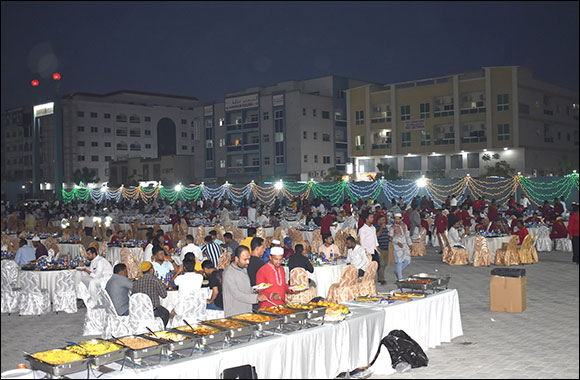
[202,318,257,338]
[172,324,229,345]
[141,331,198,352]
[229,313,284,332]
[411,272,451,288]
[25,349,90,378]
[258,306,310,324]
[112,335,166,362]
[285,303,328,320]
[65,339,127,367]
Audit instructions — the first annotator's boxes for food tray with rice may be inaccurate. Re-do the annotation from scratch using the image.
[65,339,127,367]
[172,324,229,345]
[201,318,257,338]
[142,331,198,352]
[112,335,166,361]
[229,313,284,331]
[25,349,90,377]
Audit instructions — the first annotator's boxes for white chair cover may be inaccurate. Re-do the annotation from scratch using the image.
[79,281,106,336]
[18,271,51,316]
[99,289,132,339]
[554,238,573,252]
[536,226,553,252]
[52,271,77,314]
[169,288,210,328]
[1,260,20,288]
[205,308,225,320]
[129,293,164,334]
[1,271,21,314]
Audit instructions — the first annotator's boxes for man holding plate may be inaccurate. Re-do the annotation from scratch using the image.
[255,247,292,308]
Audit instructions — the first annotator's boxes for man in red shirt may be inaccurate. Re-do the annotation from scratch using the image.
[402,209,411,230]
[472,197,485,213]
[256,247,291,308]
[541,200,551,221]
[512,220,529,245]
[373,205,386,225]
[553,198,564,217]
[434,209,448,254]
[567,203,579,264]
[487,200,499,222]
[320,211,336,235]
[550,217,568,240]
[460,204,471,229]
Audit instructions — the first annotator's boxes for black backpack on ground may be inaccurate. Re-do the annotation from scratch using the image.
[369,329,429,369]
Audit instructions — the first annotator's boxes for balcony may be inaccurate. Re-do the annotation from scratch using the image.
[243,122,259,130]
[244,143,259,151]
[372,143,392,150]
[244,166,260,173]
[355,145,365,151]
[227,145,243,152]
[335,142,348,149]
[371,117,392,124]
[227,125,243,131]
[461,136,487,143]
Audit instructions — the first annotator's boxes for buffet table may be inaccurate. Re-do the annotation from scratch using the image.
[284,262,347,298]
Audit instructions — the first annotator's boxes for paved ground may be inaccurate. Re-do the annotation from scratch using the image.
[2,246,578,378]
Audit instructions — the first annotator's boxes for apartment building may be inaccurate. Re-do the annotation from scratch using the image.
[346,66,579,179]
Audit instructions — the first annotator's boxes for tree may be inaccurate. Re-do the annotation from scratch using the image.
[323,167,344,182]
[481,154,515,177]
[72,167,100,185]
[376,163,400,181]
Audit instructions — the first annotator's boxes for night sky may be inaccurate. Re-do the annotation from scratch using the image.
[1,1,578,113]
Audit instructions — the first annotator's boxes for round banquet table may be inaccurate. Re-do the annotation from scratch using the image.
[106,246,144,265]
[160,287,211,312]
[462,235,512,263]
[18,269,82,299]
[119,223,172,233]
[283,261,347,298]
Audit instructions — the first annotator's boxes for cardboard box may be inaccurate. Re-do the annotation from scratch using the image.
[490,275,527,312]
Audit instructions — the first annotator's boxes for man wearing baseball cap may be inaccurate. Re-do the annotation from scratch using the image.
[132,261,170,327]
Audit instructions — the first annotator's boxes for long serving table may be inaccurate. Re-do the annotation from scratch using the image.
[54,289,462,379]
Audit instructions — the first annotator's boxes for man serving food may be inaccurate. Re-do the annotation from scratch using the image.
[255,246,292,308]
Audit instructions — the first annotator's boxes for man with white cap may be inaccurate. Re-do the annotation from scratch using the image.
[262,239,281,264]
[389,213,413,281]
[31,235,48,260]
[77,246,114,306]
[255,246,291,308]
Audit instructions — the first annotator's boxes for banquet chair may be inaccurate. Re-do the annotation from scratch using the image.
[535,226,553,252]
[327,265,359,304]
[357,261,378,297]
[530,235,539,263]
[78,282,107,336]
[129,293,165,335]
[272,226,284,242]
[264,237,273,249]
[1,271,21,314]
[45,237,60,255]
[471,236,491,267]
[518,235,535,265]
[233,228,244,243]
[494,236,519,266]
[113,223,122,234]
[554,238,573,252]
[52,270,78,314]
[256,226,266,239]
[286,267,317,304]
[169,288,210,328]
[18,271,51,316]
[217,253,231,270]
[100,241,108,259]
[1,260,20,288]
[431,227,440,248]
[311,230,323,254]
[215,225,226,242]
[410,227,427,257]
[196,226,207,245]
[99,288,132,339]
[79,245,88,259]
[441,232,469,265]
[120,248,141,280]
[153,223,162,235]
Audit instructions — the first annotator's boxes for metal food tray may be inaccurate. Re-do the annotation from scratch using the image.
[301,305,327,320]
[202,319,257,338]
[229,313,284,332]
[141,332,198,352]
[410,273,451,288]
[395,278,438,292]
[171,325,229,345]
[25,353,90,378]
[259,308,310,324]
[68,339,128,367]
[113,336,166,361]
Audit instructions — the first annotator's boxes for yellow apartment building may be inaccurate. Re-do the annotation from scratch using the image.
[346,66,579,179]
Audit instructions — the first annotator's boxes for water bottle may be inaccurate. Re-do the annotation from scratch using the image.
[330,249,334,264]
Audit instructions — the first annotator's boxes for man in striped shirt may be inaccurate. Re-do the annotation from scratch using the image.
[202,235,222,268]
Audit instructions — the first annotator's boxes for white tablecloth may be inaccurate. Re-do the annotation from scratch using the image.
[18,269,82,300]
[119,223,172,233]
[284,262,347,298]
[462,236,512,262]
[106,246,144,265]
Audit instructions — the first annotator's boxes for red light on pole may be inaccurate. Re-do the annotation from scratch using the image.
[31,79,39,87]
[52,73,61,81]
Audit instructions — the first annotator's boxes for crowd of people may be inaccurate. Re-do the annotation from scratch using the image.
[2,191,578,326]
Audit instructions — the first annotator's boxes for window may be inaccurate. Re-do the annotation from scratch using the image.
[116,114,127,122]
[497,94,509,111]
[91,155,98,162]
[130,143,141,151]
[145,130,151,136]
[543,109,554,116]
[77,155,85,161]
[451,154,463,169]
[322,133,330,142]
[420,103,430,119]
[91,142,98,147]
[434,104,454,117]
[144,116,151,122]
[401,132,411,147]
[116,128,127,136]
[264,134,270,142]
[400,105,411,121]
[91,127,98,133]
[274,110,284,119]
[104,142,111,147]
[77,111,84,117]
[219,160,226,168]
[403,156,421,171]
[129,115,140,123]
[116,142,127,150]
[182,145,187,150]
[467,153,479,168]
[275,142,285,164]
[519,104,530,114]
[421,131,431,146]
[181,132,187,138]
[77,126,85,132]
[304,155,308,163]
[314,155,318,163]
[218,138,225,147]
[303,108,306,116]
[428,156,445,171]
[90,112,97,118]
[104,113,111,119]
[130,129,141,137]
[322,111,330,119]
[191,146,195,153]
[355,110,364,125]
[303,131,307,139]
[313,132,318,140]
[497,124,510,141]
[105,156,112,162]
[313,109,317,117]
[145,144,151,149]
[77,141,85,147]
[104,127,111,133]
[323,156,331,164]
[355,135,365,150]
[264,157,270,165]
[263,112,269,120]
